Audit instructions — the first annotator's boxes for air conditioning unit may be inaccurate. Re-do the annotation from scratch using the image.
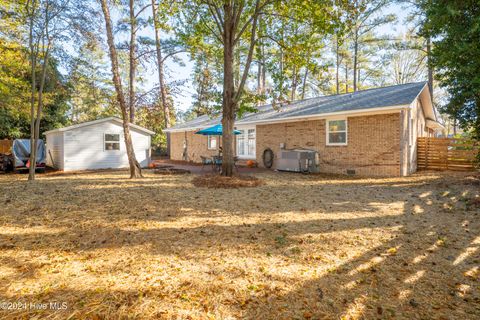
[277,149,319,173]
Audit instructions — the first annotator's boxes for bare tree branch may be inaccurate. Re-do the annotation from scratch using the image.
[234,0,260,104]
[234,0,271,45]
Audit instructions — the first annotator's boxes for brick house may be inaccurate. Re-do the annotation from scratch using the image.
[165,82,444,176]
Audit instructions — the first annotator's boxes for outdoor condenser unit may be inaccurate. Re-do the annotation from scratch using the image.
[277,149,319,173]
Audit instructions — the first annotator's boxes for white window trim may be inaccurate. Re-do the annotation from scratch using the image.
[104,133,121,151]
[235,126,256,159]
[326,118,348,146]
[207,135,217,150]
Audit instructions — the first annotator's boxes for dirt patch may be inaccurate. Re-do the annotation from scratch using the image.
[192,174,264,188]
[463,173,480,186]
[154,168,191,175]
[153,159,203,167]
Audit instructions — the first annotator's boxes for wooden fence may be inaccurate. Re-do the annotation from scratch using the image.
[418,137,479,171]
[0,140,12,154]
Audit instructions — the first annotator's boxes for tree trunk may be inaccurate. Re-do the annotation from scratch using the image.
[357,67,361,89]
[30,42,51,180]
[234,47,240,88]
[335,37,340,94]
[345,63,349,93]
[221,4,236,177]
[27,6,37,181]
[257,59,262,94]
[279,48,284,98]
[352,28,358,92]
[426,36,434,102]
[261,54,266,94]
[101,0,142,178]
[291,66,297,101]
[128,0,136,123]
[301,67,309,100]
[28,1,50,181]
[151,0,171,155]
[217,0,260,177]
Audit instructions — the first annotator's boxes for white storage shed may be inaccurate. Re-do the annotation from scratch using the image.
[44,117,154,171]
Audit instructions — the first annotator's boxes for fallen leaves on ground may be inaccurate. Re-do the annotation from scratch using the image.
[192,174,264,188]
[0,170,478,319]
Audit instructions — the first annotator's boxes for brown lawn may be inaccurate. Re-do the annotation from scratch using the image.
[0,170,479,319]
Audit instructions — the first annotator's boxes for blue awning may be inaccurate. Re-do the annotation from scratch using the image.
[195,124,241,135]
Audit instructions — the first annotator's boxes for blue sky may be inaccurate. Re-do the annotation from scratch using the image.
[131,3,413,113]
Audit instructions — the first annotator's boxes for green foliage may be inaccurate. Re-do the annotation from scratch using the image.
[68,41,118,123]
[423,0,480,140]
[0,0,102,141]
[179,0,340,121]
[190,50,222,117]
[0,38,69,138]
[136,104,167,149]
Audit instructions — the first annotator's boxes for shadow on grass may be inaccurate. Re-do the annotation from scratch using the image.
[0,171,478,318]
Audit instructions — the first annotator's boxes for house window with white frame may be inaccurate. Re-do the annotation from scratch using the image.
[236,127,256,158]
[247,129,255,156]
[207,135,217,150]
[326,119,347,145]
[237,130,245,155]
[104,133,120,150]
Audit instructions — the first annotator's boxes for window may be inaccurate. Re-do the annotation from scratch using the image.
[105,133,120,150]
[326,119,347,145]
[236,127,256,158]
[236,130,245,155]
[248,129,255,156]
[207,135,217,150]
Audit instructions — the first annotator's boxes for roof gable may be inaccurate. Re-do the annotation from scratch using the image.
[44,117,155,135]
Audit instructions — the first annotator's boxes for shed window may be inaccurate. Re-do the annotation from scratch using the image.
[105,133,120,150]
[207,135,217,150]
[326,119,347,145]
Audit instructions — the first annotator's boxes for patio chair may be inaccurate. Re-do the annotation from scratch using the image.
[212,155,222,172]
[211,156,239,173]
[200,156,213,171]
[233,156,239,172]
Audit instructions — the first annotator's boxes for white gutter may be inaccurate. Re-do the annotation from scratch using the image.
[165,104,409,132]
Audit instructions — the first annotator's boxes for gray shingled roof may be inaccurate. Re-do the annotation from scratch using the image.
[169,81,427,131]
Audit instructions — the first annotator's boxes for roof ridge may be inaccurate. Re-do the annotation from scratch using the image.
[291,81,428,101]
[247,81,427,110]
[167,82,429,131]
[44,117,154,135]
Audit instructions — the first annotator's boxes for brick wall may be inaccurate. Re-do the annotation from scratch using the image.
[256,113,402,176]
[170,131,219,162]
[170,113,404,176]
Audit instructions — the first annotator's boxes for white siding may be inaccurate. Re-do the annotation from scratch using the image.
[62,120,151,171]
[45,132,64,170]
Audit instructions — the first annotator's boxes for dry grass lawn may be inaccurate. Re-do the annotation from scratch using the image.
[0,170,479,319]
